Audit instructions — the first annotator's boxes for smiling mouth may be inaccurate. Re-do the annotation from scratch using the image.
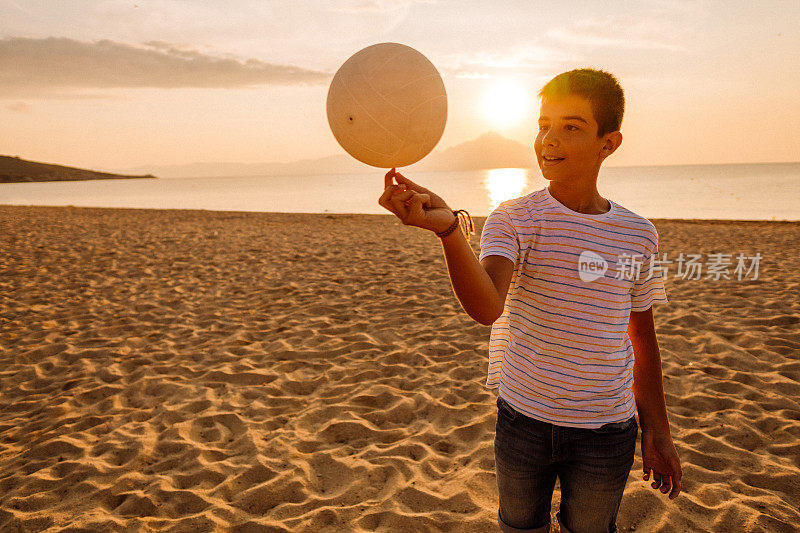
[542,156,565,165]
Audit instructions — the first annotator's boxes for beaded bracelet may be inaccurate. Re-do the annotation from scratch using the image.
[436,209,474,239]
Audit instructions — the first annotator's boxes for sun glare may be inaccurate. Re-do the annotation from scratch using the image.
[485,168,530,210]
[482,80,530,127]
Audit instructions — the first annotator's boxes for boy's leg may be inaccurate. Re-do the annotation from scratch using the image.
[555,415,638,533]
[494,397,558,532]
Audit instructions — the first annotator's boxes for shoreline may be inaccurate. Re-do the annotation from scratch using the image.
[2,203,799,225]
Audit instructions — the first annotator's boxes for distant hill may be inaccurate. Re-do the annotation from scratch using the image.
[113,132,536,178]
[0,155,155,183]
[412,131,535,172]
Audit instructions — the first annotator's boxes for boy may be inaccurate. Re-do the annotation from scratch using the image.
[378,68,682,533]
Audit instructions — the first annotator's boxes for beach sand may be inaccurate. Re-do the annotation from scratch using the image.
[1,205,798,532]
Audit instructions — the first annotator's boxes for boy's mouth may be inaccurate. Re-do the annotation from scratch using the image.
[542,155,565,166]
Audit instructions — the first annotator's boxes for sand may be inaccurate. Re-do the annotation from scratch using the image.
[0,205,798,532]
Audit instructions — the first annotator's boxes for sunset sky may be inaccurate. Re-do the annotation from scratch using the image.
[1,0,798,171]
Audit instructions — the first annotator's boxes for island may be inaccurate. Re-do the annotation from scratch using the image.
[0,155,156,183]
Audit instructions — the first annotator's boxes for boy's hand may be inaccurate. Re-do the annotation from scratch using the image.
[378,168,455,233]
[641,429,683,500]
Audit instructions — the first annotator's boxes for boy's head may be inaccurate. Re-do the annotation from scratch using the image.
[534,68,625,184]
[539,68,625,138]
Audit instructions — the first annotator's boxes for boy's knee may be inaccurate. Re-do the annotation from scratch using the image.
[498,509,551,533]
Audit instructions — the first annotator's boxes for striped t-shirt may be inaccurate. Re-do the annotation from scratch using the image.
[479,186,668,429]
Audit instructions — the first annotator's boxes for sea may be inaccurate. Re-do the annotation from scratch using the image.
[1,162,798,221]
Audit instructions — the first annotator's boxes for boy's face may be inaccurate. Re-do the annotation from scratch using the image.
[534,94,620,185]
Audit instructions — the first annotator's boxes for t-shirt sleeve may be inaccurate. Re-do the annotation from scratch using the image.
[630,238,669,312]
[479,204,520,264]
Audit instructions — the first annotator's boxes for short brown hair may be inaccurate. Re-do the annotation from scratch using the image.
[538,68,625,138]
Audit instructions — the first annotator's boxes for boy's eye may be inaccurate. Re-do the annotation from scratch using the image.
[566,125,579,131]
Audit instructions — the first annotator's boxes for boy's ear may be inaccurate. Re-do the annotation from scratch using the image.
[601,131,623,158]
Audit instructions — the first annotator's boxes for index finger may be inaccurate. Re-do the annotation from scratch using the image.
[385,167,397,189]
[393,171,428,194]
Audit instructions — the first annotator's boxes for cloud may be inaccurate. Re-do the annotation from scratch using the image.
[439,44,577,79]
[328,0,433,13]
[454,72,490,80]
[544,15,687,52]
[0,37,330,98]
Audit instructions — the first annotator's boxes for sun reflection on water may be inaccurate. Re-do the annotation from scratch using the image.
[484,168,534,211]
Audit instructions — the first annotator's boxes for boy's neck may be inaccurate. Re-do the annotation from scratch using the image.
[547,180,611,215]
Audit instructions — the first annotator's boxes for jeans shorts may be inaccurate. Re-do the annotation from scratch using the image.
[494,396,638,533]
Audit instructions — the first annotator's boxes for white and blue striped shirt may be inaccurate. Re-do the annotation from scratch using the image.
[479,186,668,428]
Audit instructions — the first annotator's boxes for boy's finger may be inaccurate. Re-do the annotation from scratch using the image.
[379,185,399,210]
[400,192,430,210]
[392,190,414,202]
[379,185,405,217]
[668,466,682,499]
[391,184,408,196]
[407,192,424,214]
[393,171,427,193]
[669,474,682,499]
[651,472,663,489]
[659,475,672,494]
[389,189,410,219]
[385,167,397,189]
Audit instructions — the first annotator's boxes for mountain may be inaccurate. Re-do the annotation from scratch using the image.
[0,155,155,183]
[411,131,535,172]
[112,132,536,178]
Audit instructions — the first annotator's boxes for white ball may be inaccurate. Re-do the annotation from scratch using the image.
[326,42,447,169]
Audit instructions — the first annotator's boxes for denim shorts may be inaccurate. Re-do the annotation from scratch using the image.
[494,396,638,533]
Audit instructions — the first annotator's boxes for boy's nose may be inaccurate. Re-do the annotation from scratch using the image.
[542,132,559,146]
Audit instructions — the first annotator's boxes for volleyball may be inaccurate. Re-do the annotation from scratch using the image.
[326,42,447,169]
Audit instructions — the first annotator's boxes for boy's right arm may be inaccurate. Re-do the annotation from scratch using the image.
[439,228,514,325]
[378,169,514,326]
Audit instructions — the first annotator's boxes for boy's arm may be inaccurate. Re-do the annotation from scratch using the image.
[629,307,683,500]
[378,169,513,326]
[629,307,670,432]
[439,228,513,326]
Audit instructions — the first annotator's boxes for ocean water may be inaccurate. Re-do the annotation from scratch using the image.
[1,162,798,221]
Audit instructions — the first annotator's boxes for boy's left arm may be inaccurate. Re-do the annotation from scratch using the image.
[629,307,683,500]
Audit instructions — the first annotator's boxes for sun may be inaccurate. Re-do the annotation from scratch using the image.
[482,80,530,128]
